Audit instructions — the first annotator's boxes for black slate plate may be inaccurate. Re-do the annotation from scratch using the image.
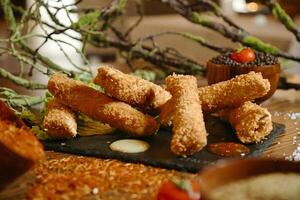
[43,116,285,173]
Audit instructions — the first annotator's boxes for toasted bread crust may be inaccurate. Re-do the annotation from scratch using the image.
[0,120,44,185]
[27,155,190,200]
[0,100,24,127]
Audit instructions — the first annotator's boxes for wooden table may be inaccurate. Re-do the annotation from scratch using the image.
[261,92,300,158]
[0,89,299,200]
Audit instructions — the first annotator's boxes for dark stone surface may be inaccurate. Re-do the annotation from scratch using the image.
[43,116,285,173]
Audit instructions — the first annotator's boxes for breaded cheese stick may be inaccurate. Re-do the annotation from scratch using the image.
[166,74,207,156]
[218,101,273,143]
[48,73,158,136]
[94,66,171,110]
[198,71,270,113]
[159,98,174,126]
[159,71,270,125]
[43,99,77,139]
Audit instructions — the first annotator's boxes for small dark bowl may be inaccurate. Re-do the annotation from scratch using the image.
[199,158,300,200]
[206,61,281,103]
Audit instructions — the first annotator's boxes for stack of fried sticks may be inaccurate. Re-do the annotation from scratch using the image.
[44,67,272,157]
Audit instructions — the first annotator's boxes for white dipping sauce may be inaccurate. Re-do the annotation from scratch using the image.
[109,139,150,153]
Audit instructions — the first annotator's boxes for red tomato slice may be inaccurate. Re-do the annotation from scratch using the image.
[157,180,200,200]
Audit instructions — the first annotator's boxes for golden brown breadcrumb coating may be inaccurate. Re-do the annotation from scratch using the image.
[0,120,45,185]
[94,66,171,110]
[160,71,270,126]
[43,99,77,138]
[198,71,270,113]
[159,98,174,126]
[218,101,273,143]
[166,74,207,156]
[48,73,158,136]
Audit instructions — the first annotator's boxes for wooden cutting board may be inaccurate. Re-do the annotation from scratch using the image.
[43,115,285,173]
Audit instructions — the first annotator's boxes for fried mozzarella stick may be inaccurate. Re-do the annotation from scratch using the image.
[198,72,270,113]
[94,66,171,110]
[43,99,77,138]
[48,73,158,136]
[160,72,270,125]
[218,102,273,143]
[166,75,207,156]
[159,98,174,126]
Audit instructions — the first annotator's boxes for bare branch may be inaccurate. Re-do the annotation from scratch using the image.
[0,68,47,89]
[163,0,300,62]
[262,0,300,42]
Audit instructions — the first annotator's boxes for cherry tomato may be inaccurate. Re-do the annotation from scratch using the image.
[230,48,256,63]
[230,51,240,62]
[156,180,201,200]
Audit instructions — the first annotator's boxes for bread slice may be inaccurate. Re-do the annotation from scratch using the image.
[0,120,45,186]
[0,101,24,127]
[27,155,190,200]
[0,101,45,186]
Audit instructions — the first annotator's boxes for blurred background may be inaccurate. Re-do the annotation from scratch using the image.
[1,0,300,95]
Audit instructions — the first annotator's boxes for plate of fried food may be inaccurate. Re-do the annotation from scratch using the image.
[42,66,284,172]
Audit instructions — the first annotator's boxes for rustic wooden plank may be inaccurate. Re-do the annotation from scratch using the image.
[262,98,300,158]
